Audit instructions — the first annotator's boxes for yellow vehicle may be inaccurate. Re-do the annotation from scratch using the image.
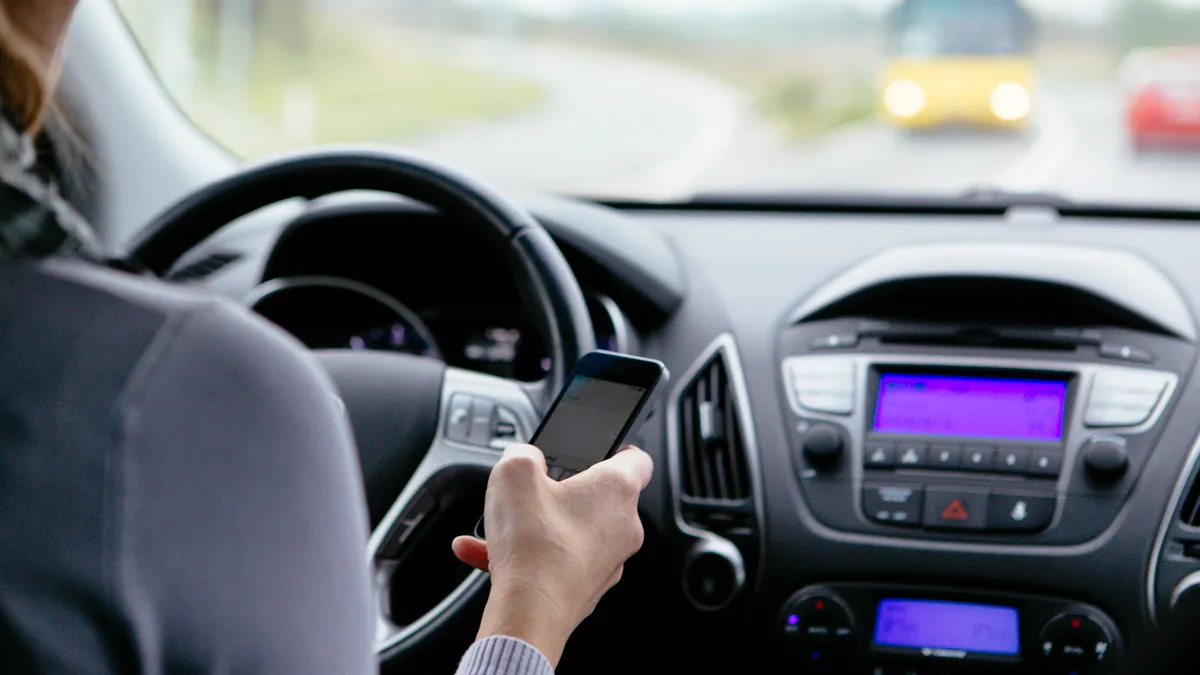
[880,0,1036,130]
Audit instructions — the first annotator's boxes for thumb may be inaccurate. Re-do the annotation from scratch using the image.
[451,536,490,572]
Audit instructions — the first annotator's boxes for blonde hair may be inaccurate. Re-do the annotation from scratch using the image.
[0,4,50,133]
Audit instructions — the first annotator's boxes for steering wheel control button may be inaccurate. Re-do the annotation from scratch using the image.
[1099,342,1153,364]
[929,444,961,469]
[466,397,498,446]
[1084,370,1171,428]
[962,446,996,471]
[1038,613,1114,674]
[1028,450,1064,477]
[896,443,928,468]
[987,492,1055,532]
[863,484,923,526]
[446,394,474,442]
[486,406,526,450]
[1082,438,1129,482]
[802,424,846,470]
[923,488,987,530]
[865,441,896,468]
[785,357,857,415]
[996,448,1029,474]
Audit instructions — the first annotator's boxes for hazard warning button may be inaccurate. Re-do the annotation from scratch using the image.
[923,487,988,530]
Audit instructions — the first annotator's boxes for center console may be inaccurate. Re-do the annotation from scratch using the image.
[780,319,1189,546]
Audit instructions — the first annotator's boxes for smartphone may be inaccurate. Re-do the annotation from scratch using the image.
[474,350,668,540]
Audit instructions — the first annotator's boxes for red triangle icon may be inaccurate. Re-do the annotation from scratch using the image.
[942,499,970,521]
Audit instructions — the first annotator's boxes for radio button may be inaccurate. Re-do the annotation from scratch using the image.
[996,448,1029,473]
[1085,370,1171,428]
[1028,451,1064,477]
[987,492,1055,531]
[786,358,857,415]
[863,484,923,526]
[896,443,928,468]
[864,441,896,468]
[963,446,996,471]
[929,444,961,469]
[923,488,987,530]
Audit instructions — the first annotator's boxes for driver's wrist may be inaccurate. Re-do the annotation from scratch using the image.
[477,583,572,667]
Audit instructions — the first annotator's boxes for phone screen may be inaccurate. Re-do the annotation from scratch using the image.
[533,375,648,473]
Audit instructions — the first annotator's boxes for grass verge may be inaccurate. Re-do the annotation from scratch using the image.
[117,3,545,158]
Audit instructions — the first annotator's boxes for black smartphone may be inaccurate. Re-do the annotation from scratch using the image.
[474,350,668,540]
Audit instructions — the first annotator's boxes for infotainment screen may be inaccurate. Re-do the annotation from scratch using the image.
[873,372,1067,442]
[873,598,1020,657]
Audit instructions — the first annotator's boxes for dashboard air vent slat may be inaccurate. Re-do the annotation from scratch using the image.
[679,352,750,504]
[167,251,242,282]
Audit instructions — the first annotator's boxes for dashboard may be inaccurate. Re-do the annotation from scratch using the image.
[243,273,630,380]
[177,192,1200,675]
[220,203,638,382]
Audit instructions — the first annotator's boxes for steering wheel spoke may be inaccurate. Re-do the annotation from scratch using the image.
[367,367,541,655]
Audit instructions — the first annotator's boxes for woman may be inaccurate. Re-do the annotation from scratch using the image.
[0,2,650,673]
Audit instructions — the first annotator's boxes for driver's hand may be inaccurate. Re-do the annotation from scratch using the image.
[451,443,652,667]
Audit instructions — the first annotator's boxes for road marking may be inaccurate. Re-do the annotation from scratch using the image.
[993,92,1075,193]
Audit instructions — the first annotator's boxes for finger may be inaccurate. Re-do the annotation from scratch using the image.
[496,443,548,475]
[451,535,490,572]
[594,446,654,491]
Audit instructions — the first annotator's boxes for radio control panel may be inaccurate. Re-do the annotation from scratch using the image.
[778,321,1187,545]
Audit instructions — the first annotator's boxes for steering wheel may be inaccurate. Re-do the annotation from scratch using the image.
[122,146,596,663]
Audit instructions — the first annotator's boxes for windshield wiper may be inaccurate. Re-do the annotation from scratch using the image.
[958,185,1075,209]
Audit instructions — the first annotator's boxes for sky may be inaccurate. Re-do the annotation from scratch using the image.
[455,0,1198,24]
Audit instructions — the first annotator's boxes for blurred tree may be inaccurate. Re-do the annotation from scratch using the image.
[1111,0,1200,52]
[252,0,311,59]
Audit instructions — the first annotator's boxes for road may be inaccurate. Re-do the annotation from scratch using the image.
[705,80,1200,206]
[405,39,1200,206]
[404,37,744,201]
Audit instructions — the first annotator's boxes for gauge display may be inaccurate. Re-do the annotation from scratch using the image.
[245,277,441,358]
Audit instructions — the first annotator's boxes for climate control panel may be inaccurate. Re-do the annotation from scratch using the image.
[773,583,1121,675]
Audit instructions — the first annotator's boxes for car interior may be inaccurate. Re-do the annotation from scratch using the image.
[37,1,1200,674]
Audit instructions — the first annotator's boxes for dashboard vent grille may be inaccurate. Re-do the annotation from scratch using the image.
[678,352,751,503]
[168,251,242,282]
[1181,472,1200,527]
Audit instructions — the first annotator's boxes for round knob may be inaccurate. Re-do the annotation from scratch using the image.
[1038,610,1118,674]
[802,424,845,469]
[682,537,745,611]
[1083,439,1129,482]
[778,588,857,669]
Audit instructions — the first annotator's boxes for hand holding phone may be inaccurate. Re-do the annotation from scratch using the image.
[474,351,668,540]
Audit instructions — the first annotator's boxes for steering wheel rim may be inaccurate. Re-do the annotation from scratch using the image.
[123,144,595,398]
[125,146,597,663]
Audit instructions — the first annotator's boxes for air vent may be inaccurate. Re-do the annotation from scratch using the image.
[1180,472,1200,527]
[167,251,242,282]
[678,353,751,503]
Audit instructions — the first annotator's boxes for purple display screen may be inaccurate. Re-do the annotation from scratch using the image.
[873,373,1067,441]
[873,598,1020,656]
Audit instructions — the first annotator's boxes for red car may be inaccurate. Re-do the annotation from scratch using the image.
[1123,47,1200,152]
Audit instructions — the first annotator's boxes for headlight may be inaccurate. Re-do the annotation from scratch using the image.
[989,82,1031,121]
[884,80,926,118]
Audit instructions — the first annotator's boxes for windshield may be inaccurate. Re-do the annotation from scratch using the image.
[116,0,1200,207]
[890,0,1032,57]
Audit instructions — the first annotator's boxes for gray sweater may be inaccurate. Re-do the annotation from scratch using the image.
[0,257,550,674]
